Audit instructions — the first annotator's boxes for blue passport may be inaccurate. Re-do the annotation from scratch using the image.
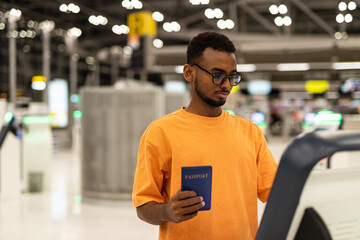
[181,166,212,211]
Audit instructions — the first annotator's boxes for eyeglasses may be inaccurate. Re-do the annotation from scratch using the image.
[190,63,242,86]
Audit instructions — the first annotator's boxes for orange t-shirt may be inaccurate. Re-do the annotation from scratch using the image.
[133,108,277,240]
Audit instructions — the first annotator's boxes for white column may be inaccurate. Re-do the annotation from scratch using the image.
[8,18,17,112]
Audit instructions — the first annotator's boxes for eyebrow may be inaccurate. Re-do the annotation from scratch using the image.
[210,67,238,74]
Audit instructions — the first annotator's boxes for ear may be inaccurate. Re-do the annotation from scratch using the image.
[183,64,194,83]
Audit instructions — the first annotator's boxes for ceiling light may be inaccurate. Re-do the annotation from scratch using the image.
[225,19,235,29]
[277,63,310,71]
[123,46,133,55]
[122,0,142,9]
[67,27,82,38]
[163,22,171,32]
[175,66,184,74]
[216,19,234,29]
[171,21,181,32]
[27,20,35,28]
[89,15,99,25]
[163,21,181,32]
[189,0,201,5]
[111,45,122,55]
[269,5,278,15]
[40,20,55,32]
[283,16,292,26]
[89,15,108,26]
[278,4,288,14]
[344,13,353,23]
[68,3,76,12]
[204,8,214,19]
[59,4,68,12]
[97,15,108,25]
[338,1,347,11]
[274,16,283,26]
[11,31,18,38]
[348,1,357,10]
[217,19,226,29]
[237,64,256,72]
[336,13,345,23]
[9,8,22,18]
[72,5,80,13]
[122,0,132,9]
[334,31,343,39]
[200,0,209,4]
[60,3,80,14]
[153,39,163,48]
[19,30,26,38]
[85,56,95,65]
[112,24,129,35]
[30,31,36,38]
[132,0,143,9]
[152,11,164,22]
[190,0,209,5]
[213,8,223,18]
[26,30,32,37]
[332,62,360,70]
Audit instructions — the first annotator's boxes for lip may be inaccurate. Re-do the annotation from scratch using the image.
[215,91,229,98]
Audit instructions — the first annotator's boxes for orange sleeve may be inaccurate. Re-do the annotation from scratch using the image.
[132,125,170,207]
[255,126,278,203]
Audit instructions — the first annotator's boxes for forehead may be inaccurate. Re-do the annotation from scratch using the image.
[199,47,237,68]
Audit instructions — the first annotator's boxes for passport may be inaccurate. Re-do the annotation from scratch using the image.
[181,165,212,211]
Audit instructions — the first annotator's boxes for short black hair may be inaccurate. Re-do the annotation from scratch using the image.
[186,31,236,64]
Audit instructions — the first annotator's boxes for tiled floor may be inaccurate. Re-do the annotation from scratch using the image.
[0,139,289,240]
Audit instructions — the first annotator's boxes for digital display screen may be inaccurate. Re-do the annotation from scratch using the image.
[340,78,360,93]
[48,79,68,128]
[247,80,271,95]
[251,112,265,124]
[164,81,186,93]
[304,112,316,124]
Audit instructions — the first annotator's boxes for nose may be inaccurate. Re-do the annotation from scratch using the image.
[220,77,232,91]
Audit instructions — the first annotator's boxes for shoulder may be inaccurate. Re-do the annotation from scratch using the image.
[142,110,181,138]
[227,112,257,128]
[226,113,264,137]
[148,110,180,129]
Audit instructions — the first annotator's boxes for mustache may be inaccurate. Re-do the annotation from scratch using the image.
[215,90,230,94]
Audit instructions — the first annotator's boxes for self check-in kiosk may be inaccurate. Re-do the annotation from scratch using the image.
[0,113,22,198]
[256,130,360,240]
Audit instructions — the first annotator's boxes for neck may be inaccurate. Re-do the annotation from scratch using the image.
[184,101,222,117]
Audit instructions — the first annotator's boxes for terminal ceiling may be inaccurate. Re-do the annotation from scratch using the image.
[1,0,360,84]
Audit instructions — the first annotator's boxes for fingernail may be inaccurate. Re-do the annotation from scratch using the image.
[202,201,205,206]
[200,197,203,201]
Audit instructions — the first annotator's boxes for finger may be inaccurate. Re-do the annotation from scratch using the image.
[181,201,205,215]
[176,190,198,200]
[179,196,203,208]
[180,211,198,222]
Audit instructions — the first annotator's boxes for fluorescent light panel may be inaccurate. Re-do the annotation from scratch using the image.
[332,62,360,70]
[277,63,310,71]
[237,64,256,72]
[175,65,183,74]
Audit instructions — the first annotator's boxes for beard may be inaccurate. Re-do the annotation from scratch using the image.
[194,77,226,107]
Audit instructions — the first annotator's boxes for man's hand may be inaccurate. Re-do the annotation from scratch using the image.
[165,190,205,223]
[136,190,205,225]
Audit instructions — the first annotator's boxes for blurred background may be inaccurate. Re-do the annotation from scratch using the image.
[0,0,359,239]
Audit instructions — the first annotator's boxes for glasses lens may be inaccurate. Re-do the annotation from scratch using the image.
[213,73,226,85]
[229,75,241,86]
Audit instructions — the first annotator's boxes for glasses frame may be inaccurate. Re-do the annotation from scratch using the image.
[190,63,242,86]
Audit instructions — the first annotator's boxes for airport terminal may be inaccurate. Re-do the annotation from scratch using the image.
[0,0,360,239]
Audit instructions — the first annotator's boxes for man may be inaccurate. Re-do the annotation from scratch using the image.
[132,32,278,239]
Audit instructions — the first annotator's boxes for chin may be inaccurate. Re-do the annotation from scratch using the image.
[207,100,226,107]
